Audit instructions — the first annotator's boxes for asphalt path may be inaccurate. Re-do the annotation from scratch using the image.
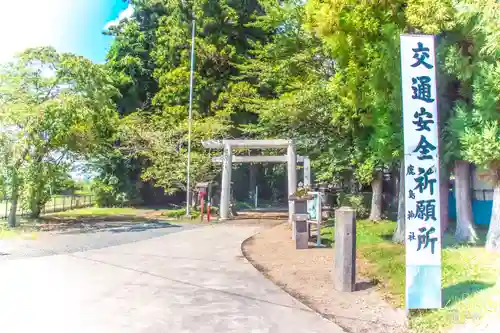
[0,221,200,260]
[0,222,344,333]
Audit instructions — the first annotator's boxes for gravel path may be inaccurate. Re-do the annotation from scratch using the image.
[0,221,200,260]
[243,223,407,333]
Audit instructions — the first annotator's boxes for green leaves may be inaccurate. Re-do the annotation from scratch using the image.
[454,61,500,168]
[441,2,500,169]
[0,47,119,218]
[103,0,274,195]
[460,123,500,169]
[118,106,229,194]
[96,0,498,204]
[406,0,457,34]
[305,0,407,180]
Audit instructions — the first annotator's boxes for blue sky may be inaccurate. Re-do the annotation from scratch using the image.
[0,0,130,64]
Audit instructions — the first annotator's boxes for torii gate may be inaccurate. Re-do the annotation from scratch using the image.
[202,139,311,221]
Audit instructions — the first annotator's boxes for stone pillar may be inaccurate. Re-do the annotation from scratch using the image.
[220,143,232,220]
[303,157,311,187]
[334,207,356,292]
[287,141,297,224]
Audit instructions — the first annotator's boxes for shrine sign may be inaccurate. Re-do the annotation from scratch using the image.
[401,34,442,310]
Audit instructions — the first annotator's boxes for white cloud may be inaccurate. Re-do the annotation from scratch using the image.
[0,0,73,63]
[104,4,134,30]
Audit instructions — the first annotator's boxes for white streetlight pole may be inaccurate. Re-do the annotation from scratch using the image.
[186,19,195,216]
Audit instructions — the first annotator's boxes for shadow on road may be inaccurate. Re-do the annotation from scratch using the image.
[109,222,180,233]
[57,221,181,235]
[18,212,186,234]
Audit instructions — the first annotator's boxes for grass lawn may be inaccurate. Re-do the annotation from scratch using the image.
[321,220,500,333]
[50,206,209,224]
[52,207,142,218]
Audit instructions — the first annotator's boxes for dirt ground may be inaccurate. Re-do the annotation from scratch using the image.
[242,222,407,333]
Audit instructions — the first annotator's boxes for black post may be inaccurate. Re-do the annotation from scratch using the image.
[290,196,311,250]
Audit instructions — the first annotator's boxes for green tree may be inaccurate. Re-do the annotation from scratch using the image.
[241,0,346,182]
[107,0,271,201]
[407,0,474,242]
[99,1,166,205]
[448,1,500,251]
[118,110,229,197]
[408,0,499,246]
[89,150,142,207]
[0,47,118,225]
[305,0,406,221]
[105,1,161,114]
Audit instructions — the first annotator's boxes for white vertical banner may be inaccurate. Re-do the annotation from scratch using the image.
[401,34,442,309]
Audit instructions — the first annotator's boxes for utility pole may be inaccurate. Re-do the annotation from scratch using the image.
[186,19,195,216]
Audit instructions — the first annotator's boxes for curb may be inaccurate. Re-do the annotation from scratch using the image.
[240,224,349,332]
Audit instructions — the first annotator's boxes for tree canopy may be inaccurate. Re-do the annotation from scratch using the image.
[0,47,118,224]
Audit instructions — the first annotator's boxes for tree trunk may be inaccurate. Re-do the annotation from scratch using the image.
[486,179,500,252]
[393,163,405,243]
[454,160,477,243]
[191,191,197,209]
[369,171,383,221]
[28,186,44,218]
[29,195,44,218]
[7,172,20,228]
[29,202,42,218]
[440,165,450,235]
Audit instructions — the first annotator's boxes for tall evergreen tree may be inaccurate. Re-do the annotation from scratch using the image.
[110,0,271,196]
[241,0,349,183]
[305,0,407,221]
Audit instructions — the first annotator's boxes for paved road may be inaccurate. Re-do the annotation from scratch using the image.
[0,221,199,260]
[0,222,344,333]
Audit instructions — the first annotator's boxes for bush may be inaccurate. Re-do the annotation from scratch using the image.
[337,192,370,218]
[162,208,194,219]
[92,180,128,207]
[161,207,217,219]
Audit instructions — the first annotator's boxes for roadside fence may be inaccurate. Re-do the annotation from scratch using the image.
[0,195,94,220]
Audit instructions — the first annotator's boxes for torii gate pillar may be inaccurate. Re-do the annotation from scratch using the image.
[303,156,311,187]
[287,141,297,224]
[220,143,233,221]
